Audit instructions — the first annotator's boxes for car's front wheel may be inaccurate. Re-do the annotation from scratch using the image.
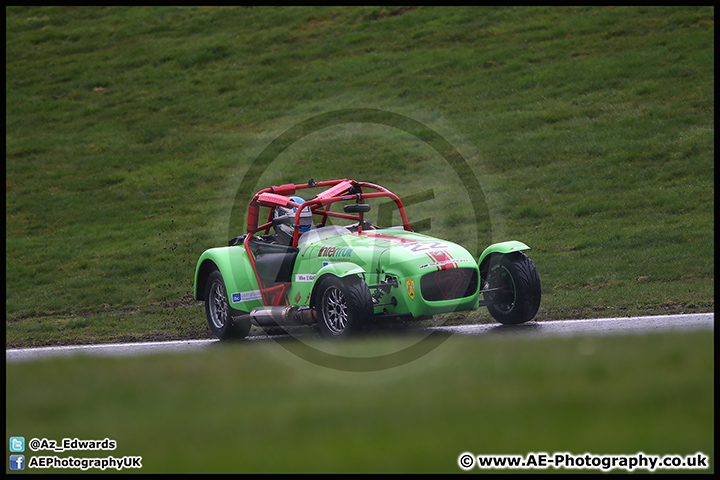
[205,270,251,340]
[316,275,373,337]
[483,252,541,325]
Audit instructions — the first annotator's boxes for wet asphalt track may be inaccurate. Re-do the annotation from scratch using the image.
[6,313,713,364]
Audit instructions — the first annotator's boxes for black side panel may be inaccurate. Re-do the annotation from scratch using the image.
[249,238,299,284]
[255,250,299,283]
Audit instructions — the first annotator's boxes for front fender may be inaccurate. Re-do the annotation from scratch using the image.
[478,241,530,267]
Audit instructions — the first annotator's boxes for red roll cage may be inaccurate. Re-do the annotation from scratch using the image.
[242,179,411,306]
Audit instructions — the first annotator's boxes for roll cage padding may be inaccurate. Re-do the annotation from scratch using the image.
[247,179,410,244]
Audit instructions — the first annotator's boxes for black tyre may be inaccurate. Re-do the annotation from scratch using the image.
[204,270,251,340]
[483,252,541,325]
[316,275,373,337]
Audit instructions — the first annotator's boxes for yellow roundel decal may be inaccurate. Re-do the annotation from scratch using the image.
[406,278,415,300]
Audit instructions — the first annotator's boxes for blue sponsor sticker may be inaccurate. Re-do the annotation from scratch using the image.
[231,290,262,303]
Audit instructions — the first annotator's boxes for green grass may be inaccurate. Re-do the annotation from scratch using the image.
[5,9,714,474]
[5,6,714,347]
[5,330,714,473]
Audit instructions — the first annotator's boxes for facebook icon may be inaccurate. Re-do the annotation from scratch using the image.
[10,454,25,470]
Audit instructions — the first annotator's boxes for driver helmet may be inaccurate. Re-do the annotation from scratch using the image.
[273,196,313,233]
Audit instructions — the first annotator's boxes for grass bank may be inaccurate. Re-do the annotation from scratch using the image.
[6,6,714,347]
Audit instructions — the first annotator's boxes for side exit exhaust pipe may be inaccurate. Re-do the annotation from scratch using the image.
[249,305,316,327]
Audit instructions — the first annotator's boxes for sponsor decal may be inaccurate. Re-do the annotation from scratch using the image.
[318,246,354,258]
[295,273,316,282]
[419,258,471,270]
[406,278,415,300]
[418,250,470,271]
[395,241,451,255]
[294,292,302,303]
[231,290,262,303]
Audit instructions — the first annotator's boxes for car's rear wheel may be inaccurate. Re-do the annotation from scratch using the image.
[205,270,251,340]
[483,252,541,325]
[316,275,373,337]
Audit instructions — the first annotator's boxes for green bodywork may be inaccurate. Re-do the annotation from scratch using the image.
[194,225,530,319]
[478,240,530,265]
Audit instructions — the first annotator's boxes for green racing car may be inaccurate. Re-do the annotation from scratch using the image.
[194,178,541,339]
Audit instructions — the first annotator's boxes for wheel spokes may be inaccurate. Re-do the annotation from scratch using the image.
[324,287,348,334]
[211,283,227,329]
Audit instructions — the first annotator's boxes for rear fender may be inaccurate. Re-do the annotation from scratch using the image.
[193,247,262,312]
[309,261,366,306]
